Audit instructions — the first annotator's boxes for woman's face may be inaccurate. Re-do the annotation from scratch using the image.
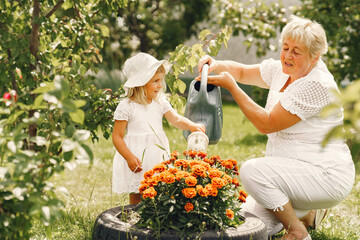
[144,72,164,102]
[280,38,317,81]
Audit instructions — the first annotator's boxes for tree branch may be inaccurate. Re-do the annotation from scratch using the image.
[30,0,40,58]
[45,0,64,18]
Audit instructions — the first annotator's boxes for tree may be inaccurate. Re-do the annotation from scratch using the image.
[101,0,213,70]
[295,0,360,83]
[0,0,127,238]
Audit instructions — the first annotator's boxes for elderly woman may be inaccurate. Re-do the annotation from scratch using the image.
[197,16,355,240]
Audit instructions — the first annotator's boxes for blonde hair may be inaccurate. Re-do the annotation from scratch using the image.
[127,65,167,105]
[280,15,328,59]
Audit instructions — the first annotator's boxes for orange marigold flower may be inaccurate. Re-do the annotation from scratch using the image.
[239,190,248,198]
[239,195,246,203]
[162,172,176,184]
[184,202,194,212]
[144,169,154,179]
[175,170,190,181]
[197,151,207,159]
[221,160,234,169]
[153,163,166,173]
[208,168,222,179]
[168,167,178,174]
[226,209,234,219]
[191,165,207,178]
[185,176,197,186]
[139,184,148,193]
[210,155,221,163]
[234,165,239,175]
[142,187,157,199]
[203,157,215,166]
[239,190,248,203]
[171,150,180,159]
[197,186,209,197]
[223,174,232,183]
[232,178,240,187]
[147,177,159,187]
[182,188,197,198]
[228,158,237,165]
[174,159,189,169]
[212,177,227,189]
[188,160,202,167]
[188,150,197,159]
[205,184,218,197]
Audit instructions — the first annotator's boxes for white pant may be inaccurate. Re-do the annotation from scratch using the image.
[240,157,355,236]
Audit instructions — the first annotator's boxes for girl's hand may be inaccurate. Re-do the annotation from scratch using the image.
[190,123,206,133]
[127,157,143,173]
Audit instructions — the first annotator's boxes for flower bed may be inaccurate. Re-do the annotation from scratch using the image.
[136,150,248,239]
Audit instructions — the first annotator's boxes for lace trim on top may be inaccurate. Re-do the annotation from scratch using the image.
[113,97,173,121]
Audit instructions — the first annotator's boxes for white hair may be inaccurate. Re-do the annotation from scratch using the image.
[280,15,328,59]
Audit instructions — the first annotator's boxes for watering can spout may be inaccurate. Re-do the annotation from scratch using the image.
[183,64,223,145]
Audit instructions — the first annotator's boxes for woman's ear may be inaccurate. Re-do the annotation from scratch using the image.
[312,54,321,65]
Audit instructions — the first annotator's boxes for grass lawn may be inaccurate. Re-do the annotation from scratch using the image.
[32,102,360,240]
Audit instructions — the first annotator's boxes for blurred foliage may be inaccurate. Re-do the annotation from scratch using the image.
[211,0,288,57]
[101,0,213,70]
[295,0,360,83]
[322,80,360,162]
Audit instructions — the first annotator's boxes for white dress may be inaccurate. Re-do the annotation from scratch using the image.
[112,97,172,194]
[240,59,355,236]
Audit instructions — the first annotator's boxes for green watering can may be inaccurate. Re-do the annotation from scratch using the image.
[183,64,223,145]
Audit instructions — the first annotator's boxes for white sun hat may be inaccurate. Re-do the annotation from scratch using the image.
[123,52,172,89]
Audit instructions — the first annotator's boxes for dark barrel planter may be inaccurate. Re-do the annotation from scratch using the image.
[92,204,267,240]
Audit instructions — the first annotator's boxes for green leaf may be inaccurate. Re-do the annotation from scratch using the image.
[62,1,73,10]
[81,143,93,162]
[69,109,85,124]
[65,125,76,138]
[199,29,212,41]
[32,83,55,94]
[74,100,86,108]
[61,99,77,113]
[99,24,110,37]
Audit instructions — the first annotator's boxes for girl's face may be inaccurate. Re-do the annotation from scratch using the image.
[280,38,318,81]
[144,72,165,102]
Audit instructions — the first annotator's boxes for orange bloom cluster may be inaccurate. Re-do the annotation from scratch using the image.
[182,188,197,198]
[139,150,244,214]
[226,209,234,219]
[142,187,157,199]
[239,190,248,203]
[184,202,194,212]
[138,150,247,235]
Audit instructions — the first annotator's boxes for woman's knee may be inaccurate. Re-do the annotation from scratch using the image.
[240,159,261,187]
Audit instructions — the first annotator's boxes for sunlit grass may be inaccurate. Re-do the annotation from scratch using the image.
[31,102,360,240]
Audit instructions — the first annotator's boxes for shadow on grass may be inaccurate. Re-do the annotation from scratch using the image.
[235,133,268,146]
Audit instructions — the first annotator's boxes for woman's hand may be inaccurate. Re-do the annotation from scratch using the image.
[198,55,218,73]
[196,71,238,92]
[126,156,143,173]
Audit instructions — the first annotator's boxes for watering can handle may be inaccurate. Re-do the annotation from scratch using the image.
[200,64,209,97]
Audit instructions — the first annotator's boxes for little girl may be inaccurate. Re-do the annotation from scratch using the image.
[112,52,205,204]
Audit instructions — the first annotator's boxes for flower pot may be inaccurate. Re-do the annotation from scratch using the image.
[92,204,267,240]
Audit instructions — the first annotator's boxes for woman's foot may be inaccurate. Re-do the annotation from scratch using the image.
[281,230,311,240]
[299,210,316,229]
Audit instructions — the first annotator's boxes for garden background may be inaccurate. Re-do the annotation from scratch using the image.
[1,0,359,239]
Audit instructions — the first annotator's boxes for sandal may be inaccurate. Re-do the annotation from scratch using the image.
[302,234,312,240]
[314,209,328,229]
